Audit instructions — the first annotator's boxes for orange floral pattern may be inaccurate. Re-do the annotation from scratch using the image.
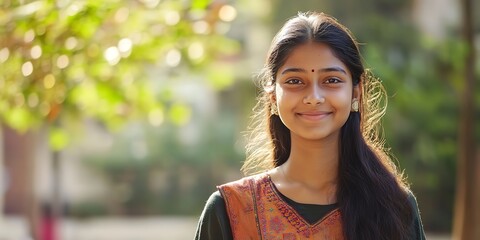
[218,173,344,239]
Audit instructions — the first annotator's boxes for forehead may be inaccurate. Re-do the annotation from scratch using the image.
[278,42,351,76]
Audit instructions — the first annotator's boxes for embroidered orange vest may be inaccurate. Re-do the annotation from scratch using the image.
[218,173,344,240]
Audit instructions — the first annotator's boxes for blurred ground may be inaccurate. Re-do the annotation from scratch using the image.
[0,216,451,240]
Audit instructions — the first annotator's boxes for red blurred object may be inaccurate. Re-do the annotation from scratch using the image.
[39,205,57,240]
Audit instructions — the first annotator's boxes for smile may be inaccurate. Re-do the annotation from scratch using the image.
[296,111,332,121]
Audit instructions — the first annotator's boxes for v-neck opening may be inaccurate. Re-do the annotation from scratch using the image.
[265,173,340,227]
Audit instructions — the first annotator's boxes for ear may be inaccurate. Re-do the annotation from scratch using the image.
[270,92,276,105]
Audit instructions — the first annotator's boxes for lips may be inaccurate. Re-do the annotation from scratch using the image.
[296,111,332,121]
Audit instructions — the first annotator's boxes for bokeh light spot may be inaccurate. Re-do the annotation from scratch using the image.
[24,29,35,43]
[43,74,56,89]
[22,61,33,76]
[57,55,69,69]
[188,42,204,60]
[30,45,42,59]
[118,38,133,53]
[165,10,180,26]
[165,49,181,67]
[104,47,121,65]
[193,21,210,34]
[0,48,10,63]
[218,5,237,22]
[65,37,78,50]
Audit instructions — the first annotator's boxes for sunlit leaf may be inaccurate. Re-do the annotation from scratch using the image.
[49,126,69,150]
[168,103,191,126]
[191,0,211,10]
[4,107,35,132]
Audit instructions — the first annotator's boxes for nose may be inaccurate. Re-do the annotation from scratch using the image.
[303,85,325,105]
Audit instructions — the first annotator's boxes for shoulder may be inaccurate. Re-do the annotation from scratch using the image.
[217,173,269,213]
[404,189,423,221]
[195,191,232,240]
[204,191,226,213]
[405,190,427,239]
[197,191,227,224]
[218,172,268,191]
[405,189,420,211]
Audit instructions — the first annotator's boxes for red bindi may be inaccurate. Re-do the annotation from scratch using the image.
[311,69,315,72]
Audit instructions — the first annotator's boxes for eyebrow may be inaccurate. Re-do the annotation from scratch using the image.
[280,66,347,75]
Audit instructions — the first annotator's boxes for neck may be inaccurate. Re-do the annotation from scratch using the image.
[283,133,339,191]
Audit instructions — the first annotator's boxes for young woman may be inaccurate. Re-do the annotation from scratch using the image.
[195,12,426,240]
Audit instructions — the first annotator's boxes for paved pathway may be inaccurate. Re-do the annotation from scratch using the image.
[0,216,31,240]
[62,217,198,240]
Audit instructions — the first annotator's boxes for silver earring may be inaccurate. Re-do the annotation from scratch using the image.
[352,98,359,112]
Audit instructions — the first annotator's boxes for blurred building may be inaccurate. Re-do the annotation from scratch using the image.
[412,0,459,38]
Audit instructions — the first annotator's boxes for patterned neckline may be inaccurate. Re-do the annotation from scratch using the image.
[263,173,341,228]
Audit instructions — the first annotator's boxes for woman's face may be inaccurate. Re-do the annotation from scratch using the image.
[274,42,359,142]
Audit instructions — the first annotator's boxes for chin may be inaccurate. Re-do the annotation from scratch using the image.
[297,131,339,141]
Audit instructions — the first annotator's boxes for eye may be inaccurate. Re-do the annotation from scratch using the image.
[285,78,303,84]
[324,77,342,84]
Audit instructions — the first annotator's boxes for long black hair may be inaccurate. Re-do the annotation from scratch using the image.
[243,12,413,240]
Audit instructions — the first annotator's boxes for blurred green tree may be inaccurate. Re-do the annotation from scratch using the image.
[0,0,238,139]
[0,0,239,238]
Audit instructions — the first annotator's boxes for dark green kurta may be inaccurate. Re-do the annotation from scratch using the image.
[195,189,426,240]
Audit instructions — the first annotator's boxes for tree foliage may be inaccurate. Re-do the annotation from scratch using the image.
[0,0,239,149]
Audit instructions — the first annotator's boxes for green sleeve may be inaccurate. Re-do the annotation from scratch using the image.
[194,191,233,240]
[407,192,427,240]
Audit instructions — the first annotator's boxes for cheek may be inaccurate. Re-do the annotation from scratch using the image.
[330,90,352,109]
